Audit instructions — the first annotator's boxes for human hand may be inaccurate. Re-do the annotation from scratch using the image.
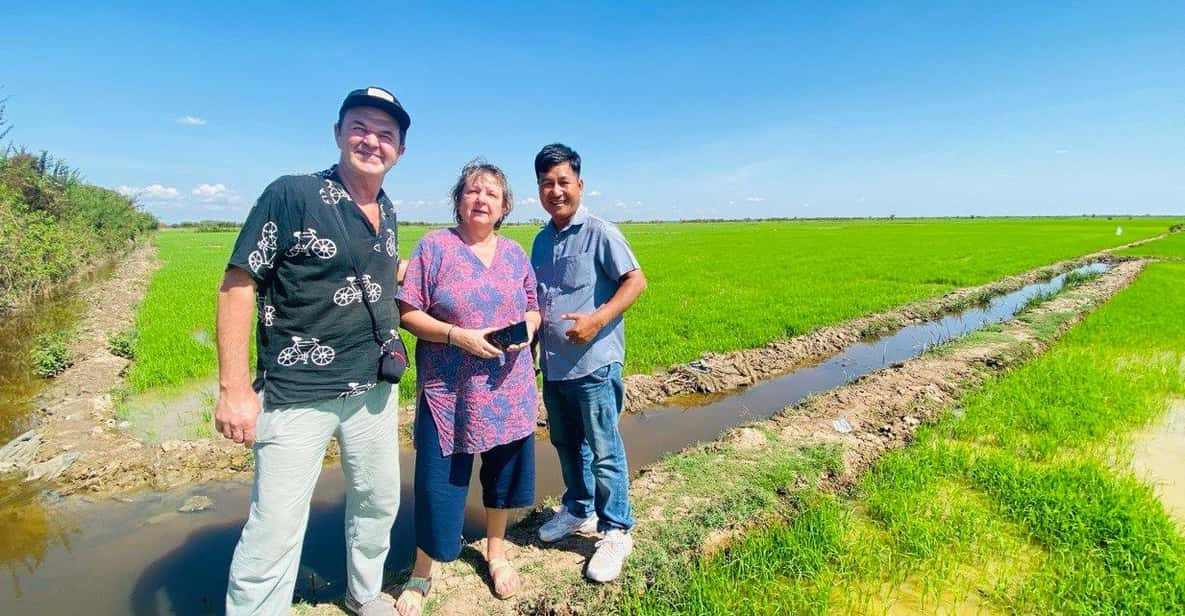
[562,312,604,345]
[452,326,504,359]
[215,385,262,446]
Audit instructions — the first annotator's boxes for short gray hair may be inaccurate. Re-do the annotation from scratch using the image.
[450,158,514,230]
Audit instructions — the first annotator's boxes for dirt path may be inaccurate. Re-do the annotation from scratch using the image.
[345,259,1144,616]
[16,243,252,495]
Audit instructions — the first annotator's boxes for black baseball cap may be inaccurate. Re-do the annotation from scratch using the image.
[339,86,411,133]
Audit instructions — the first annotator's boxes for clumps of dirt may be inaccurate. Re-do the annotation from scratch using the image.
[410,259,1146,615]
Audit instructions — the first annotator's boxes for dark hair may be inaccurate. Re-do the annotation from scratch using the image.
[337,107,408,146]
[534,143,581,180]
[450,158,514,230]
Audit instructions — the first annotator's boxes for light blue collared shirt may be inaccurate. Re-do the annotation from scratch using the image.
[531,208,640,381]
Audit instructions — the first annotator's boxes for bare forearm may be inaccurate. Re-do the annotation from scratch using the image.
[399,307,452,344]
[592,269,647,327]
[216,268,257,392]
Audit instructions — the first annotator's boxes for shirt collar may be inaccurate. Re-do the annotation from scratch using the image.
[323,164,394,217]
[551,206,590,233]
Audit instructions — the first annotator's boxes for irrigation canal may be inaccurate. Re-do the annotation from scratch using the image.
[0,263,1109,614]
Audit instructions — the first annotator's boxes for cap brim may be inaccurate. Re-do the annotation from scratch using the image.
[341,95,411,133]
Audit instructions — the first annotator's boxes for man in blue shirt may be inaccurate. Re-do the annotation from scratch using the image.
[530,143,647,583]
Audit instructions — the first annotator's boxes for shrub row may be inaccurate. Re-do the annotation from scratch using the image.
[0,151,158,311]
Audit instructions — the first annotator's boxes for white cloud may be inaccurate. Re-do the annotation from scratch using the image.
[116,183,181,200]
[518,197,539,205]
[177,115,207,126]
[193,183,228,198]
[1055,148,1070,155]
[745,196,766,202]
[587,190,602,197]
[191,183,244,206]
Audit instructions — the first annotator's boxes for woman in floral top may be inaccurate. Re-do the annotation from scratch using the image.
[394,160,539,614]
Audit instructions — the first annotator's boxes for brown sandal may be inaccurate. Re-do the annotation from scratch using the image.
[488,557,520,599]
[395,576,431,616]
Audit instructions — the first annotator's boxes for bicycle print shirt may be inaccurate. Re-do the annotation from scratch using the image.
[227,165,400,407]
[396,229,539,456]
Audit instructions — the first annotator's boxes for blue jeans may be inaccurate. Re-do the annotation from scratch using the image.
[542,363,634,532]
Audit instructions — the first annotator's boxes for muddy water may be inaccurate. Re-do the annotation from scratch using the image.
[0,288,93,442]
[0,264,1108,614]
[1130,400,1185,528]
[0,263,121,603]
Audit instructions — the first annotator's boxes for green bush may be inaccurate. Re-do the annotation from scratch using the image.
[108,329,137,359]
[32,330,72,378]
[0,150,157,311]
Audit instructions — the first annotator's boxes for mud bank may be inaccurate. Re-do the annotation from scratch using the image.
[6,245,1145,499]
[383,260,1148,616]
[0,244,254,496]
[618,249,1140,414]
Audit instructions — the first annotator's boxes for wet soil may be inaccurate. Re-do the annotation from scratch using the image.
[1130,399,1185,528]
[2,244,253,496]
[390,260,1147,615]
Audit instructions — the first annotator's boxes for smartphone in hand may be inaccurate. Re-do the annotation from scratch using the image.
[485,321,528,350]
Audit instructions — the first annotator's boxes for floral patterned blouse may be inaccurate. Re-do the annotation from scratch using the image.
[396,228,539,455]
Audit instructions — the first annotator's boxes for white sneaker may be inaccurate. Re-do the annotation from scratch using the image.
[586,529,633,583]
[538,506,598,543]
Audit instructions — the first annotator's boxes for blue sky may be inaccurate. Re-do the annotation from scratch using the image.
[3,2,1183,223]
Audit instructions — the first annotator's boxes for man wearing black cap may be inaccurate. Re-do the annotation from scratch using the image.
[217,87,410,616]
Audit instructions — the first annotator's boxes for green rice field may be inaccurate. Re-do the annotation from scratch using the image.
[126,217,1181,397]
[624,262,1185,614]
[1116,230,1185,260]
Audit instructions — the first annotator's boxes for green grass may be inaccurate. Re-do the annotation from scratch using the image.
[31,329,72,378]
[127,217,1176,397]
[622,262,1185,615]
[1116,230,1185,260]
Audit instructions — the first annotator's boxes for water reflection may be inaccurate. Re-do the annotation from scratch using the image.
[0,480,72,599]
[0,260,116,442]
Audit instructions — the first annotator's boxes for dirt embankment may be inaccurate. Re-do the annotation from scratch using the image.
[5,241,1153,499]
[402,260,1147,616]
[617,250,1139,414]
[9,244,251,496]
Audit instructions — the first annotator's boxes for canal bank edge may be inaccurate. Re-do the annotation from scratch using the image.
[8,237,1157,499]
[391,259,1148,616]
[1,243,254,495]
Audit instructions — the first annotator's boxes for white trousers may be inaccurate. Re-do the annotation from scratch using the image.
[226,382,400,615]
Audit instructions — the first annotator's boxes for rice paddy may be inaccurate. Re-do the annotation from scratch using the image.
[125,217,1179,399]
[622,262,1185,615]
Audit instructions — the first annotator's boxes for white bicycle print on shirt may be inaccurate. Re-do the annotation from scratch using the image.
[286,228,337,259]
[276,336,336,367]
[247,221,279,273]
[333,275,382,306]
[320,180,348,205]
[338,382,376,398]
